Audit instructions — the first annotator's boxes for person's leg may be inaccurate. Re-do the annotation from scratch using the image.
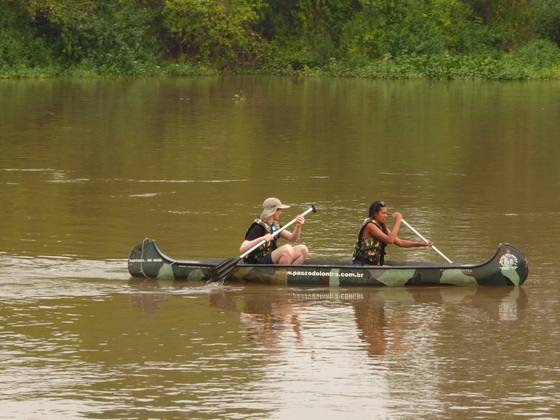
[290,244,308,265]
[256,253,274,264]
[271,245,295,264]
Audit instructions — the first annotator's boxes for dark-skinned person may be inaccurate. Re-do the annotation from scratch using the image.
[352,201,433,266]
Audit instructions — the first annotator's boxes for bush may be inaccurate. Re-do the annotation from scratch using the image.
[2,0,560,80]
[534,0,560,46]
[297,52,531,80]
[509,39,560,67]
[0,3,57,77]
[162,0,266,68]
[505,39,560,78]
[56,1,161,75]
[162,62,219,76]
[264,34,337,70]
[338,0,483,63]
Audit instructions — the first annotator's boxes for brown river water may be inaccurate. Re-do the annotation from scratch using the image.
[0,76,559,418]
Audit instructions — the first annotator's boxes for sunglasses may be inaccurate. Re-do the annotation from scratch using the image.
[375,201,386,211]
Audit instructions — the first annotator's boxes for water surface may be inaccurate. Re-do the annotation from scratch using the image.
[0,76,558,418]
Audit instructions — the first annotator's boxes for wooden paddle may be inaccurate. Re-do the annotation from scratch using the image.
[207,204,318,284]
[401,218,453,263]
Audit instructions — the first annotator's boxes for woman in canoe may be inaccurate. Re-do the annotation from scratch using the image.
[352,201,433,266]
[240,197,309,265]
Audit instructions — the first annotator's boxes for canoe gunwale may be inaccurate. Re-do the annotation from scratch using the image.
[143,238,507,270]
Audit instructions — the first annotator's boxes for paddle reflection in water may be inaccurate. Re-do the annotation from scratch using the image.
[124,281,531,417]
[127,280,528,356]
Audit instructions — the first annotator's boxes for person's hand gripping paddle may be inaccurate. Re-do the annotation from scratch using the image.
[208,204,317,284]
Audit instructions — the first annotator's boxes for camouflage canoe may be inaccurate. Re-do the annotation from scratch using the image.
[128,239,528,287]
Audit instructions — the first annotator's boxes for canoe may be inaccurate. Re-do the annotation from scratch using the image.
[127,239,528,287]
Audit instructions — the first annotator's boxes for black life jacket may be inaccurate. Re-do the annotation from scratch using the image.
[243,218,280,263]
[352,218,388,265]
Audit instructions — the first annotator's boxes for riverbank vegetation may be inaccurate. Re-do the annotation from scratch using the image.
[1,0,560,79]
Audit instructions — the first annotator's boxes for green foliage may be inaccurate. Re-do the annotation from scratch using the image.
[258,0,359,69]
[19,0,91,25]
[259,0,359,40]
[466,0,534,50]
[161,62,219,77]
[509,39,560,66]
[289,0,359,38]
[265,33,336,69]
[55,1,161,75]
[295,52,530,80]
[0,3,57,77]
[533,0,560,46]
[1,0,560,79]
[4,0,161,76]
[162,0,266,67]
[339,0,497,63]
[506,39,560,78]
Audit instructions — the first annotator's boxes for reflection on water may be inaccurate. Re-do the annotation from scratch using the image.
[122,281,531,418]
[0,271,547,419]
[130,280,528,332]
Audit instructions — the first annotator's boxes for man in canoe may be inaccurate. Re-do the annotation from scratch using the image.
[240,197,309,265]
[352,201,433,266]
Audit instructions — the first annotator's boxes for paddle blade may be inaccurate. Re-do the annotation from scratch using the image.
[208,257,242,284]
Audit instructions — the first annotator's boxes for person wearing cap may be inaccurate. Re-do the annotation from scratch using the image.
[352,201,433,266]
[240,197,309,265]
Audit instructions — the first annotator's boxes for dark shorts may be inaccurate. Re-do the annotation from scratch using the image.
[254,253,274,264]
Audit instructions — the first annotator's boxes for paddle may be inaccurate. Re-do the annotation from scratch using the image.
[207,204,318,284]
[401,219,453,263]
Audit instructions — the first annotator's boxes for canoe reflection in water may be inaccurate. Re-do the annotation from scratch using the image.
[128,280,527,358]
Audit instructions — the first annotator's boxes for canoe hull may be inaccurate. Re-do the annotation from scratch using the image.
[127,239,528,287]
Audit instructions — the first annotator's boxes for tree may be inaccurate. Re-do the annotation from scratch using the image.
[466,0,534,50]
[162,0,265,67]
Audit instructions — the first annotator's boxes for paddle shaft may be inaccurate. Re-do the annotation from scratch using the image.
[400,219,453,263]
[240,205,316,259]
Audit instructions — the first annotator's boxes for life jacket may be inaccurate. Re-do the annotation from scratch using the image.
[243,218,280,263]
[352,218,387,265]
